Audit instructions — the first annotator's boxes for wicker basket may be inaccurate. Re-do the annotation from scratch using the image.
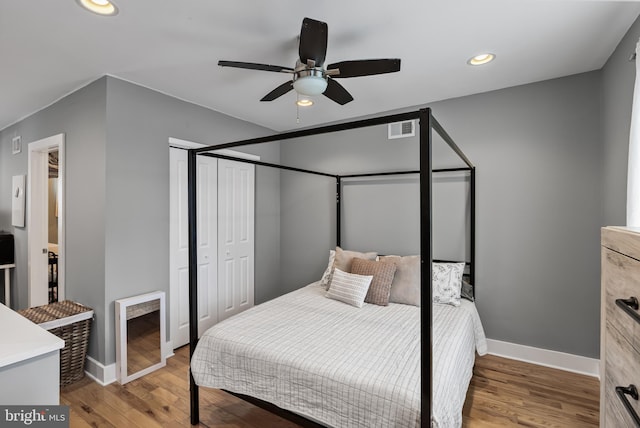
[18,300,93,386]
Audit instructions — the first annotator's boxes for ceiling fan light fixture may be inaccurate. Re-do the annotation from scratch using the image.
[76,0,119,16]
[467,53,495,66]
[293,75,328,96]
[296,98,314,107]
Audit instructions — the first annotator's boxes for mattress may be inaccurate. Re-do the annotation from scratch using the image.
[191,283,487,428]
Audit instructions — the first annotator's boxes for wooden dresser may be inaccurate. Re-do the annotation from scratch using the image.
[601,226,640,427]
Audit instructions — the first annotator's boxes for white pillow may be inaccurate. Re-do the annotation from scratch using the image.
[432,262,465,306]
[326,268,373,308]
[319,249,336,288]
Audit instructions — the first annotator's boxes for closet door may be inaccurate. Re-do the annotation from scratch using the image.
[170,148,218,348]
[218,159,255,321]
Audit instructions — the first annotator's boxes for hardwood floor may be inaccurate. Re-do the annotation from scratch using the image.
[61,346,298,428]
[61,347,599,427]
[463,354,599,427]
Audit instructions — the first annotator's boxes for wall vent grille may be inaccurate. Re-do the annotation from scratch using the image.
[388,120,415,139]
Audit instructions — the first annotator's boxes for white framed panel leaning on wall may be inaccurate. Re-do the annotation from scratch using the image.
[115,291,166,384]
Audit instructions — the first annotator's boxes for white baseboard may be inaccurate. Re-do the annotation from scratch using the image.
[84,355,116,386]
[164,340,175,359]
[486,339,600,378]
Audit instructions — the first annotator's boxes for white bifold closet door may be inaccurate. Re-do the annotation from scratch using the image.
[169,148,255,349]
[217,159,255,322]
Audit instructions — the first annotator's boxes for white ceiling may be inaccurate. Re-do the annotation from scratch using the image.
[2,1,640,132]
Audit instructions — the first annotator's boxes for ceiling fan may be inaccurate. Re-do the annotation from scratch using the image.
[218,17,401,105]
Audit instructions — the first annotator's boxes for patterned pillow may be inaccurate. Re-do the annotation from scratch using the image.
[351,258,397,306]
[318,250,336,288]
[326,268,373,308]
[432,262,466,306]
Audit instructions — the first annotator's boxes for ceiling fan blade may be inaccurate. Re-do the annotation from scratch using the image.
[218,60,294,73]
[261,81,294,101]
[298,18,328,68]
[323,78,354,105]
[327,59,401,78]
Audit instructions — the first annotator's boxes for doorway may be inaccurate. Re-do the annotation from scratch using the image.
[28,134,65,307]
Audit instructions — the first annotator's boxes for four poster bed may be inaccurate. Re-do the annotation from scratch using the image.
[186,108,486,427]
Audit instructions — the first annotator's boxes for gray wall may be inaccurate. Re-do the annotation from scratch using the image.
[0,76,280,366]
[280,71,603,358]
[602,17,640,226]
[278,124,469,292]
[102,77,280,364]
[279,125,426,292]
[0,78,108,359]
[430,73,603,358]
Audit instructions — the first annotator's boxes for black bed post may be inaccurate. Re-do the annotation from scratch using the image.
[470,166,476,298]
[336,176,342,247]
[419,108,433,426]
[188,149,200,425]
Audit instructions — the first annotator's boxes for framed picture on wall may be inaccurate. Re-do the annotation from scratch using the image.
[12,175,25,227]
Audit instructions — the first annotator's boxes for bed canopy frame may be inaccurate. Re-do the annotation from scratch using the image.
[186,107,475,427]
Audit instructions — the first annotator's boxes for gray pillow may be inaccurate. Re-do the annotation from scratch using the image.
[380,255,421,306]
[333,246,378,273]
[461,279,474,302]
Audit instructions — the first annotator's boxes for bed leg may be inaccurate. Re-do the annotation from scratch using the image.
[190,370,199,425]
[188,148,200,425]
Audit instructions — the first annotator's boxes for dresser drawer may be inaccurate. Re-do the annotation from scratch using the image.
[603,227,640,261]
[603,248,640,354]
[605,321,640,423]
[604,375,638,428]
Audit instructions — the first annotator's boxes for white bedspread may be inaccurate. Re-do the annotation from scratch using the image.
[191,283,486,428]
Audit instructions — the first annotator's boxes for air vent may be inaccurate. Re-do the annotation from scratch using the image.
[388,120,415,139]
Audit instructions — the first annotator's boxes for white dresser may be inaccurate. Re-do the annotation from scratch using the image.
[601,226,640,426]
[0,303,64,405]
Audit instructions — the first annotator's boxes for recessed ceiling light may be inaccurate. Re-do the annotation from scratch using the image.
[467,53,495,66]
[296,99,314,107]
[77,0,119,16]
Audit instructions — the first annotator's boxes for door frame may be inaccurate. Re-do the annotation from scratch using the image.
[168,137,261,160]
[168,137,258,348]
[27,133,65,307]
